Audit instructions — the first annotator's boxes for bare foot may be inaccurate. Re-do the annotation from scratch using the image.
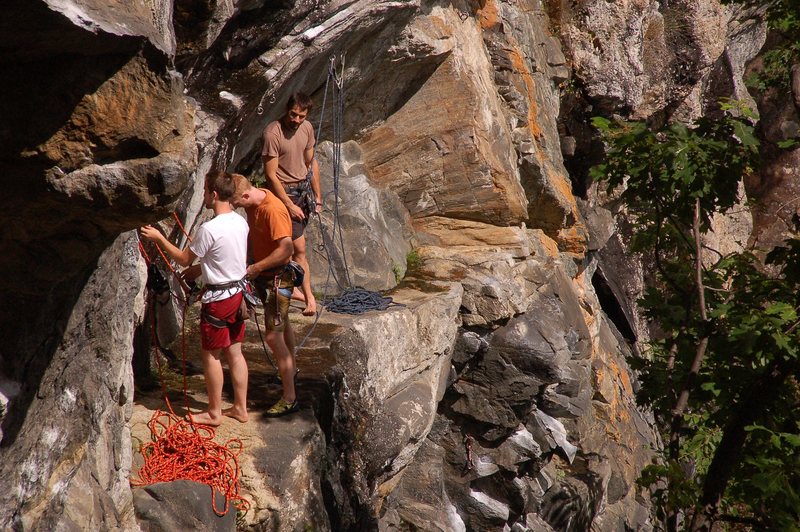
[186,411,223,427]
[223,407,249,423]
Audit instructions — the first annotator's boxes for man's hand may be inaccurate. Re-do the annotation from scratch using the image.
[140,225,164,245]
[314,202,323,215]
[180,264,201,283]
[245,264,261,280]
[287,202,306,220]
[139,224,196,267]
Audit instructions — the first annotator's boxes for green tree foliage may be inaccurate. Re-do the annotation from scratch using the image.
[590,103,800,530]
[737,0,800,91]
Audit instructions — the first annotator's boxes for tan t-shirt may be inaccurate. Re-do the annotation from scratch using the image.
[261,119,315,185]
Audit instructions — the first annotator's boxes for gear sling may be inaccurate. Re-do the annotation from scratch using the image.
[251,261,305,327]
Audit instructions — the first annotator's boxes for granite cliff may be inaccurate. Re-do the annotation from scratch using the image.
[1,0,796,530]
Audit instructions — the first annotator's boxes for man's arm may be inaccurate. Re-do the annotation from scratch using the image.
[245,236,294,279]
[140,225,197,267]
[264,155,305,220]
[180,263,202,282]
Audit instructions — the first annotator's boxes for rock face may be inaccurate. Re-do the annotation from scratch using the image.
[0,1,194,528]
[134,480,236,531]
[745,45,800,252]
[0,233,145,530]
[377,262,655,531]
[325,284,463,528]
[0,0,774,529]
[306,141,415,294]
[360,48,528,224]
[250,411,330,530]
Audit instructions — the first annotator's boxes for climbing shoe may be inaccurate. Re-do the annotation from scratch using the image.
[264,398,299,417]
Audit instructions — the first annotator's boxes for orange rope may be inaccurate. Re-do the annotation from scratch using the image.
[138,240,152,264]
[173,211,192,243]
[153,241,179,276]
[130,407,250,516]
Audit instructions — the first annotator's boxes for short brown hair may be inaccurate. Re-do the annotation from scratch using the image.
[286,91,313,112]
[205,170,237,201]
[231,173,252,198]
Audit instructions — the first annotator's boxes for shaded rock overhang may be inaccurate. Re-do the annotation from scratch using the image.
[0,0,192,443]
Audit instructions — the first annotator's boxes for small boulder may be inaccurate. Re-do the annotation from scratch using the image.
[133,480,236,531]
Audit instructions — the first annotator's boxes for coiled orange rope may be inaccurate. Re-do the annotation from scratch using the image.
[130,402,250,516]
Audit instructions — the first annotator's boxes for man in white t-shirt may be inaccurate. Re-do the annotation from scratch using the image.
[141,170,250,426]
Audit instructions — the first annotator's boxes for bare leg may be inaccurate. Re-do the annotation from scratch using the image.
[266,330,296,402]
[284,318,296,356]
[290,287,306,303]
[191,349,224,426]
[222,342,248,423]
[292,235,316,316]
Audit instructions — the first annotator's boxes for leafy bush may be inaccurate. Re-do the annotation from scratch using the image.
[591,103,800,530]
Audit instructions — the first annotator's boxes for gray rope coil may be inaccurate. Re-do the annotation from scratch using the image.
[322,288,401,315]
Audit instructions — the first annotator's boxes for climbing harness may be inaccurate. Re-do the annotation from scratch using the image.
[247,262,304,374]
[199,279,258,329]
[239,280,261,321]
[252,262,304,327]
[286,177,316,221]
[284,260,306,288]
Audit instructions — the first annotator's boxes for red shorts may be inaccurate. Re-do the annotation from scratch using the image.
[200,293,245,350]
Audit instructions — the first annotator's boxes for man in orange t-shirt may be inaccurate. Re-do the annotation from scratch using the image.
[232,174,299,417]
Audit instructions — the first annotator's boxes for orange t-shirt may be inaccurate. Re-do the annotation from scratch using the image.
[246,189,292,267]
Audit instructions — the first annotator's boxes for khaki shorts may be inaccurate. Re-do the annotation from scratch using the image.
[254,274,293,332]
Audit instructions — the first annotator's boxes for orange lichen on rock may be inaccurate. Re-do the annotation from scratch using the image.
[609,358,634,397]
[594,355,633,426]
[477,0,500,29]
[546,166,576,208]
[528,229,560,258]
[556,224,588,254]
[507,47,542,139]
[506,44,589,247]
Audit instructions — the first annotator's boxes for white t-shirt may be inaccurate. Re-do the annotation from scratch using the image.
[189,211,249,303]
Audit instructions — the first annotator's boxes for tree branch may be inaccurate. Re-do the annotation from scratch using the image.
[671,199,710,421]
[667,198,711,531]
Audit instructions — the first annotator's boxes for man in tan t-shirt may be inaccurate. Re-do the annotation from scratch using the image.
[261,91,322,317]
